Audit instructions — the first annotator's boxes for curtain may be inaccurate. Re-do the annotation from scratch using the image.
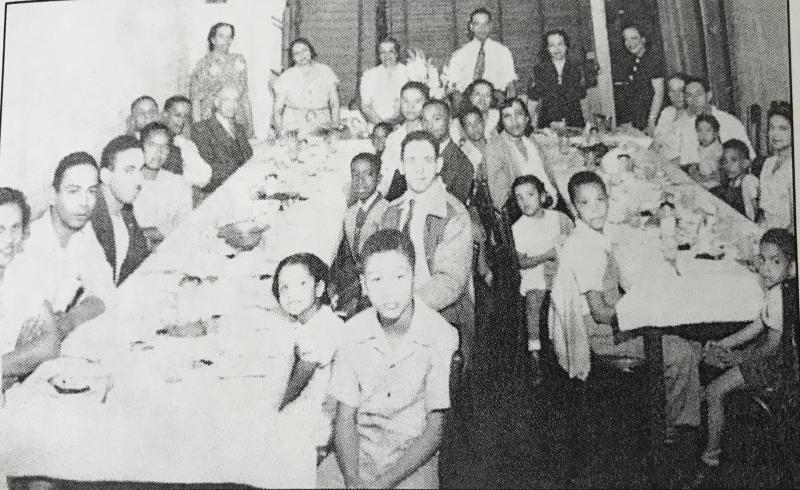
[656,0,705,77]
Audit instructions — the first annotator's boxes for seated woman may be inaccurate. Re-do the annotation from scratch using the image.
[483,97,557,209]
[758,102,794,231]
[272,38,341,136]
[528,29,589,129]
[450,78,500,145]
[0,188,61,393]
[189,22,254,138]
[698,228,795,476]
[359,37,408,125]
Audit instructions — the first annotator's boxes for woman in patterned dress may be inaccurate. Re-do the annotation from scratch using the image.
[271,38,341,136]
[189,22,254,138]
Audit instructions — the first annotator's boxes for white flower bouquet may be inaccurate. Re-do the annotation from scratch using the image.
[406,49,446,99]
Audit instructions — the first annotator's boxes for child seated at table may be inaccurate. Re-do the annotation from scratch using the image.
[687,114,723,189]
[698,228,796,472]
[330,152,388,317]
[371,122,393,157]
[511,175,573,371]
[318,229,458,489]
[709,139,758,220]
[273,253,345,459]
[550,171,702,432]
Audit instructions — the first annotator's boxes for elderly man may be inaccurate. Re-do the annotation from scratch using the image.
[192,86,253,197]
[446,8,517,102]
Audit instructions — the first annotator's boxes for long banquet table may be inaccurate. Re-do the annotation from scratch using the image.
[0,137,371,488]
[534,129,766,476]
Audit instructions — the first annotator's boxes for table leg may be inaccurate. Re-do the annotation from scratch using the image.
[642,327,666,482]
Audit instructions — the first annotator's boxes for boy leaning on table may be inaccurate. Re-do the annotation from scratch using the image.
[317,228,458,489]
[550,170,702,439]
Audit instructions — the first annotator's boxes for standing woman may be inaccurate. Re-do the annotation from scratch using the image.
[758,103,795,231]
[271,38,341,136]
[360,37,408,125]
[189,22,254,138]
[483,98,558,209]
[528,30,589,129]
[615,24,665,135]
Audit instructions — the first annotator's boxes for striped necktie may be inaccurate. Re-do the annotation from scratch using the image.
[473,42,486,80]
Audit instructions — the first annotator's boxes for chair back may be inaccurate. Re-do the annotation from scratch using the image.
[781,278,800,390]
[748,103,762,157]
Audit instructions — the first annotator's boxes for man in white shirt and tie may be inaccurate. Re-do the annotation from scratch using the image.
[447,8,518,103]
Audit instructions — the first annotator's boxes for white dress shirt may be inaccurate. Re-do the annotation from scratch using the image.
[0,209,114,353]
[447,38,517,92]
[215,112,235,138]
[135,169,193,237]
[378,123,412,194]
[360,64,409,121]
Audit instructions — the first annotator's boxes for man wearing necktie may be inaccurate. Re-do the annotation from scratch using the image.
[447,8,518,106]
[381,131,475,369]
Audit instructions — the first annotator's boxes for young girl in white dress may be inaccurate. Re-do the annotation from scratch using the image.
[511,175,573,362]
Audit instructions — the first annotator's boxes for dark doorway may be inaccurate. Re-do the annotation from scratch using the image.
[605,0,666,125]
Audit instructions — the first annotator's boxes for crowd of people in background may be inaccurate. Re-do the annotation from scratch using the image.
[0,6,796,489]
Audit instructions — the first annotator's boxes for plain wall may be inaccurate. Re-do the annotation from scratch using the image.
[0,0,284,213]
[725,0,791,153]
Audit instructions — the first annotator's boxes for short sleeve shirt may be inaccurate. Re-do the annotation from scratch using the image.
[327,300,458,471]
[561,221,617,314]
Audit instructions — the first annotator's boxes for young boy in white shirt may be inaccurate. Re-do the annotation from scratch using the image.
[556,170,702,433]
[318,228,458,489]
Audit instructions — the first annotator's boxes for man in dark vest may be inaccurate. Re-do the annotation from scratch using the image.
[91,135,150,285]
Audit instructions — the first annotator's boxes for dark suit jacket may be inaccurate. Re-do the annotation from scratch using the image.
[440,140,475,205]
[163,145,184,175]
[192,115,253,194]
[91,189,150,286]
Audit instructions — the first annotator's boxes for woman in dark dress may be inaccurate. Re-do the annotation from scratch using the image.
[528,30,589,129]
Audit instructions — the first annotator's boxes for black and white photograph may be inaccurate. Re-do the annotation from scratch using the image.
[0,0,796,488]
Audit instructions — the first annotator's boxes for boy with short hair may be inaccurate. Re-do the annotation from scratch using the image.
[551,170,702,433]
[688,114,723,189]
[330,152,389,317]
[319,228,458,488]
[710,139,758,220]
[382,130,474,367]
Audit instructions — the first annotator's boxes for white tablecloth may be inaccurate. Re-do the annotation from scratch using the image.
[0,138,371,488]
[536,132,764,332]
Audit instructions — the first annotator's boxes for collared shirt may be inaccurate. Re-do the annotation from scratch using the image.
[134,169,193,237]
[378,124,412,195]
[653,106,690,160]
[553,58,566,81]
[398,181,451,285]
[759,155,795,230]
[360,64,409,121]
[215,112,235,138]
[678,107,754,165]
[560,220,616,314]
[447,38,517,92]
[358,191,380,213]
[103,187,130,279]
[460,139,484,174]
[327,299,458,474]
[0,210,114,353]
